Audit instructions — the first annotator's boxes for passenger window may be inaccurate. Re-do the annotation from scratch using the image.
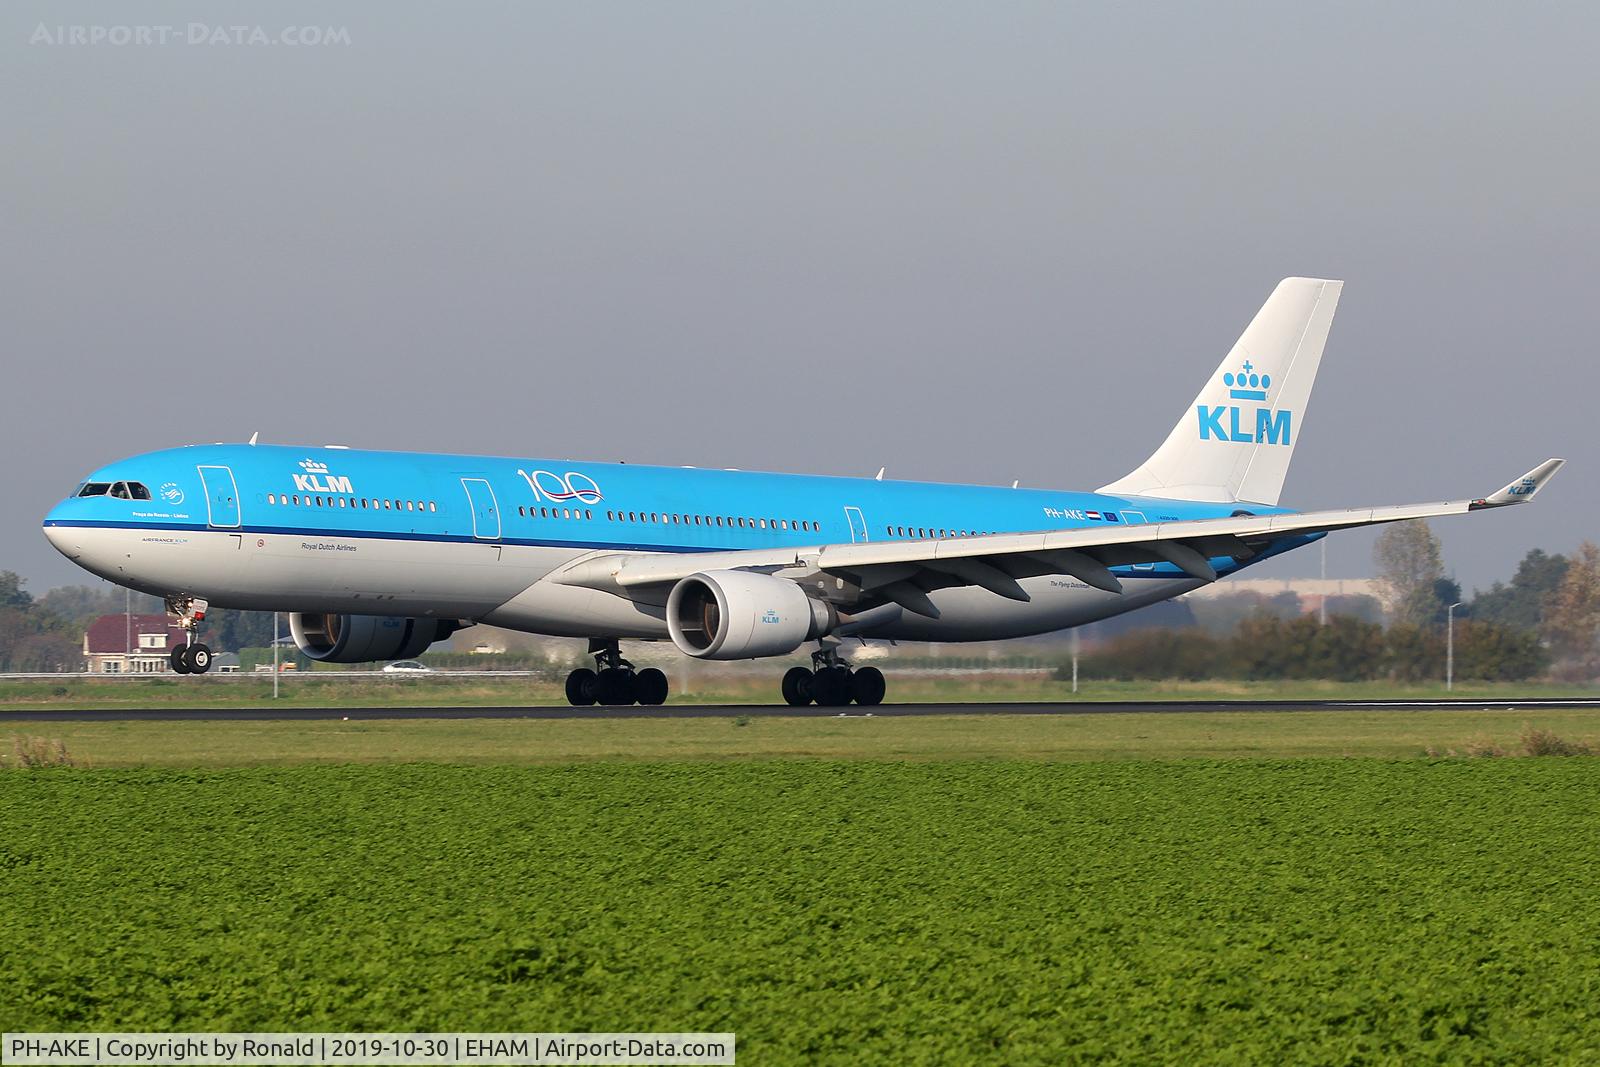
[429,502,437,512]
[406,501,415,511]
[586,509,593,520]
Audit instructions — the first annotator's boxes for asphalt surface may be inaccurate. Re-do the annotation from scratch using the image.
[5,698,1599,722]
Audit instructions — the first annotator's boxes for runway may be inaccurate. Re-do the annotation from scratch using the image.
[6,698,1599,722]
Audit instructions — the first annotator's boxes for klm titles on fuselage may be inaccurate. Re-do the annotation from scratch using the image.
[292,471,354,494]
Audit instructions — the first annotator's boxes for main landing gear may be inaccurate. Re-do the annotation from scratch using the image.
[782,647,885,708]
[165,596,213,675]
[565,639,669,707]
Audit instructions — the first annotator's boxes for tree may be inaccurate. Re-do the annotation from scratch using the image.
[1543,541,1600,676]
[1374,521,1446,629]
[1451,620,1548,682]
[1383,623,1443,683]
[207,608,279,652]
[0,573,80,672]
[1468,548,1569,634]
[0,571,33,609]
[37,584,163,632]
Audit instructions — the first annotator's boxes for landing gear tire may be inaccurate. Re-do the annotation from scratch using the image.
[170,645,193,675]
[565,667,597,706]
[184,644,213,674]
[594,667,637,707]
[850,666,885,707]
[812,666,854,708]
[634,667,669,707]
[781,666,813,707]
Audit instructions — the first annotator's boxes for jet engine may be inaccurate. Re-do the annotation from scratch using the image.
[666,570,834,660]
[288,613,460,663]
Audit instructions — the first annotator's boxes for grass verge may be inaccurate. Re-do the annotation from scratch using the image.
[4,708,1600,767]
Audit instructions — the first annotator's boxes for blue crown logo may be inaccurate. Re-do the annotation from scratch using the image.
[1222,360,1270,401]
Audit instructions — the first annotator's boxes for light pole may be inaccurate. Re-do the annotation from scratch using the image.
[1319,539,1327,626]
[1446,601,1463,691]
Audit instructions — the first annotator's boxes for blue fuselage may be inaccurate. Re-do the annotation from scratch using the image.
[42,443,1309,643]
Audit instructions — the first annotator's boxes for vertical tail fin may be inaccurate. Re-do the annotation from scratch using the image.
[1098,277,1342,506]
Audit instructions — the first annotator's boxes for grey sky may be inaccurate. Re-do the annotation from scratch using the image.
[3,2,1595,595]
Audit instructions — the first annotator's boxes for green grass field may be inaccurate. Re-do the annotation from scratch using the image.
[5,759,1600,1063]
[5,707,1600,767]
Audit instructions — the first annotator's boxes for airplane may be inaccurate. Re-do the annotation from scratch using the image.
[41,278,1563,707]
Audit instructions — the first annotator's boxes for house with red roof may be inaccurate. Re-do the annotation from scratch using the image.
[83,614,189,673]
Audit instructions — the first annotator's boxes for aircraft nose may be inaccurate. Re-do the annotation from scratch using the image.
[42,516,82,560]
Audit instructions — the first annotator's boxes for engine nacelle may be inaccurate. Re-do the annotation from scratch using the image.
[288,613,459,663]
[666,571,834,660]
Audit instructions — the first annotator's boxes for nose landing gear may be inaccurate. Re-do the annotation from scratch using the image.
[165,596,214,675]
[565,639,669,707]
[781,647,886,707]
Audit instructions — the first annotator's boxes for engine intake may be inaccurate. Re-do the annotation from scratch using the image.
[288,613,459,663]
[666,571,833,660]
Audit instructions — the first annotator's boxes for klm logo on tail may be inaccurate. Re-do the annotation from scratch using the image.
[1197,361,1292,445]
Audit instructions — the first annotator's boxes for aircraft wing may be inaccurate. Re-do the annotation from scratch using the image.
[550,459,1564,617]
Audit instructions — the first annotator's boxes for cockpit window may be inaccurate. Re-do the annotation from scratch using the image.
[106,482,152,500]
[79,482,112,497]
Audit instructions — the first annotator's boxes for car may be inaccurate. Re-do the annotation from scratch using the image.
[381,660,433,674]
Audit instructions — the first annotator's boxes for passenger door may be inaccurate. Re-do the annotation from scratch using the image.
[460,478,501,540]
[197,466,240,528]
[843,505,869,543]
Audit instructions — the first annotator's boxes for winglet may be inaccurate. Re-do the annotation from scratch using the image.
[1473,458,1565,508]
